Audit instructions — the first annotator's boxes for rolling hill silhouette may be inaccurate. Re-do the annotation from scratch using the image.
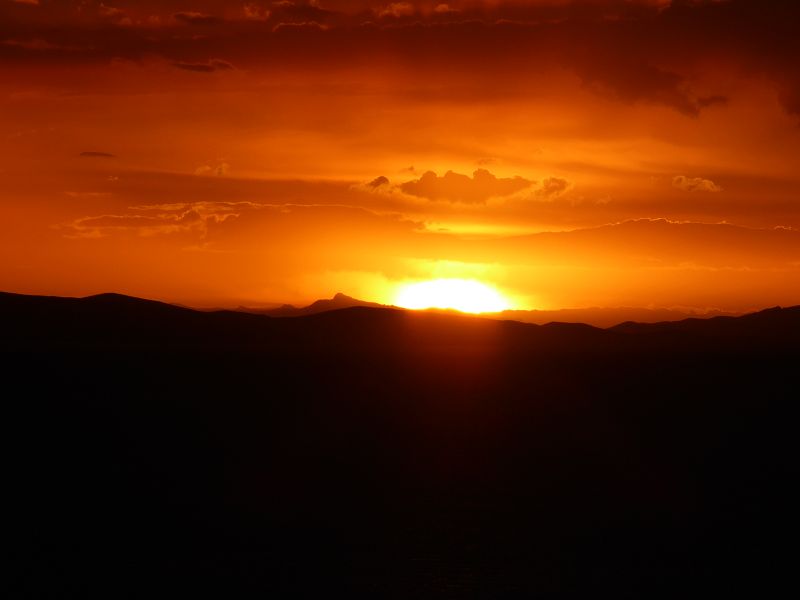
[5,291,797,597]
[498,305,738,328]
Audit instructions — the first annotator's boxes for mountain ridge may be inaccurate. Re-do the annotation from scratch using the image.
[220,291,745,328]
[1,290,797,353]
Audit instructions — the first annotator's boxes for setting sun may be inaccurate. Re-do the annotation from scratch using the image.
[395,279,511,314]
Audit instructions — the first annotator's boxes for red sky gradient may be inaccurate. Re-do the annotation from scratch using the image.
[1,0,799,311]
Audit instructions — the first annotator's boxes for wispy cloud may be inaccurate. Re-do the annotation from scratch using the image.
[672,175,723,193]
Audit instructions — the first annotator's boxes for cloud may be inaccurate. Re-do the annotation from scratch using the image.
[434,4,459,15]
[400,169,533,204]
[535,177,571,200]
[195,161,231,176]
[377,3,415,19]
[12,0,39,5]
[98,4,123,18]
[80,151,116,158]
[2,38,60,50]
[173,12,223,25]
[272,21,330,33]
[243,3,270,21]
[65,208,207,239]
[65,192,113,199]
[61,201,423,248]
[574,58,728,117]
[0,1,798,121]
[778,78,800,118]
[269,1,336,25]
[98,3,131,26]
[173,59,234,73]
[368,176,390,188]
[672,175,723,193]
[62,201,255,239]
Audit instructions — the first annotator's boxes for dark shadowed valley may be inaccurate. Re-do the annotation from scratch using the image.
[5,292,798,598]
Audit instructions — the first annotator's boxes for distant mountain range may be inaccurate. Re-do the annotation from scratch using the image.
[240,292,387,317]
[497,306,739,328]
[0,290,796,352]
[236,292,738,328]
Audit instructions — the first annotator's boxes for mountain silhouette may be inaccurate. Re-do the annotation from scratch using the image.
[233,291,741,328]
[243,292,387,317]
[497,305,738,328]
[4,291,797,597]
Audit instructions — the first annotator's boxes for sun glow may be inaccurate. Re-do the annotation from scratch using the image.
[395,279,511,314]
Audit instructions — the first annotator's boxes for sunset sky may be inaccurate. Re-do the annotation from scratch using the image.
[2,0,799,311]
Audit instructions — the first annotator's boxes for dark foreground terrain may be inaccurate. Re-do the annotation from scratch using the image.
[4,291,798,598]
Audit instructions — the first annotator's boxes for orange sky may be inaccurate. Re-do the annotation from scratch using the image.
[1,0,799,311]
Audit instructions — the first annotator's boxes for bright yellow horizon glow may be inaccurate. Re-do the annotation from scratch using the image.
[394,279,511,314]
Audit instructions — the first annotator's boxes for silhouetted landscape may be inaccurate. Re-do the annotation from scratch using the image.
[239,292,740,328]
[239,292,389,318]
[5,291,797,597]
